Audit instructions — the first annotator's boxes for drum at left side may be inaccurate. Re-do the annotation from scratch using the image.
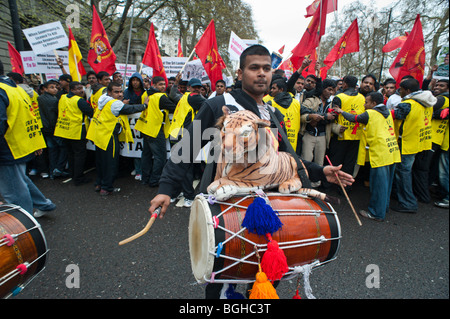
[0,204,48,298]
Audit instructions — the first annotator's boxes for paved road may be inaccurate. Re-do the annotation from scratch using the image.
[8,164,449,300]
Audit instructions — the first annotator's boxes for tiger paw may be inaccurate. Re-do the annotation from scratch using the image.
[278,179,302,194]
[213,185,238,201]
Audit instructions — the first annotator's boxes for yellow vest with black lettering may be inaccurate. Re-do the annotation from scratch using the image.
[0,82,46,159]
[170,92,195,139]
[395,99,432,155]
[272,98,301,151]
[86,99,134,151]
[135,91,170,138]
[90,87,106,112]
[431,95,449,148]
[336,92,365,140]
[29,90,42,129]
[54,94,85,140]
[357,109,401,168]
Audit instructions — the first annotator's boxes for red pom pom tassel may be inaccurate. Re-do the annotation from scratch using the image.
[261,234,289,281]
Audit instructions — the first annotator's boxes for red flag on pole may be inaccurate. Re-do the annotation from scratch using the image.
[177,39,184,57]
[389,15,425,87]
[87,5,117,75]
[382,32,409,53]
[320,19,359,78]
[305,0,338,18]
[7,41,24,75]
[194,20,226,91]
[291,0,330,70]
[142,23,168,86]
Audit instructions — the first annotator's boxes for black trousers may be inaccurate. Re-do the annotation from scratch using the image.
[64,138,87,183]
[95,134,120,192]
[327,136,360,176]
[412,149,433,203]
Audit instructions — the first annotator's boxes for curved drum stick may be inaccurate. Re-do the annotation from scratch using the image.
[325,156,362,226]
[119,207,162,245]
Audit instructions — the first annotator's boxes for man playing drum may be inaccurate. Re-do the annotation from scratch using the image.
[148,45,354,298]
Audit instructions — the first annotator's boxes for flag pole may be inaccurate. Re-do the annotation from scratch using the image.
[124,0,136,87]
[179,48,196,75]
[379,8,392,82]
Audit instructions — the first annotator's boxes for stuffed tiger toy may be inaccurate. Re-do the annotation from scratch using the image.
[207,106,335,203]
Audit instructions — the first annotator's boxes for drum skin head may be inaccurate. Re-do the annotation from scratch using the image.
[188,196,215,284]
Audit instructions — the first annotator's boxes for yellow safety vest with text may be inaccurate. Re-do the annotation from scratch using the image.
[357,109,401,168]
[86,99,134,151]
[170,92,195,139]
[54,94,85,140]
[335,93,365,140]
[394,99,432,155]
[272,98,301,151]
[0,82,46,159]
[431,95,449,148]
[135,91,170,138]
[29,90,42,129]
[90,87,106,112]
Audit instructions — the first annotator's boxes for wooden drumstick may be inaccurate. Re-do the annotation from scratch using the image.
[119,208,162,245]
[325,156,362,226]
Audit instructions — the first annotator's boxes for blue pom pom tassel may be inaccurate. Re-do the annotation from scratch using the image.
[225,284,245,299]
[241,197,283,235]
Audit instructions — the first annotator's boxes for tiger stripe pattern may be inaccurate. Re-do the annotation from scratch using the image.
[207,107,302,201]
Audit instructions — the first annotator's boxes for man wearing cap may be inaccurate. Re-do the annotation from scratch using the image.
[168,77,206,207]
[56,74,72,100]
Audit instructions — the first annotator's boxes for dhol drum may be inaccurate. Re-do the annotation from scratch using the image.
[0,204,48,298]
[189,193,341,284]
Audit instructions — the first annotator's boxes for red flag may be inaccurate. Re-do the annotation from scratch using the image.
[278,45,285,55]
[291,0,330,70]
[320,19,359,78]
[382,32,409,53]
[7,41,24,75]
[87,5,117,75]
[142,23,168,86]
[194,20,226,91]
[389,15,425,87]
[177,39,184,57]
[302,49,318,78]
[305,0,338,18]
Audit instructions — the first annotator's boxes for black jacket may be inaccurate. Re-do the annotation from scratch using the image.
[158,89,325,197]
[38,92,59,134]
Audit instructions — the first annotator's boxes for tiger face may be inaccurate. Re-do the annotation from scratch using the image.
[218,107,270,163]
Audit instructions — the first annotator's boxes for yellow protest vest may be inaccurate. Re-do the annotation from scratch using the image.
[169,92,195,139]
[335,92,365,140]
[54,94,85,140]
[0,82,46,159]
[395,99,432,155]
[272,98,301,151]
[90,86,106,112]
[357,110,401,168]
[86,99,134,151]
[431,95,449,147]
[263,95,274,103]
[29,90,42,129]
[135,91,170,138]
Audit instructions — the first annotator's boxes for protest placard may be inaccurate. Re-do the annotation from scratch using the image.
[23,21,69,55]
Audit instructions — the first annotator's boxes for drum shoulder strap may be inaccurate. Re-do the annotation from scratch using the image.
[267,106,311,188]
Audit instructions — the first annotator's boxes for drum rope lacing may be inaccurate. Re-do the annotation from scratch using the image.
[199,193,342,285]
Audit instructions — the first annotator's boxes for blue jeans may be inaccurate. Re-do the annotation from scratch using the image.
[439,150,449,201]
[0,163,56,214]
[369,164,396,220]
[394,153,417,210]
